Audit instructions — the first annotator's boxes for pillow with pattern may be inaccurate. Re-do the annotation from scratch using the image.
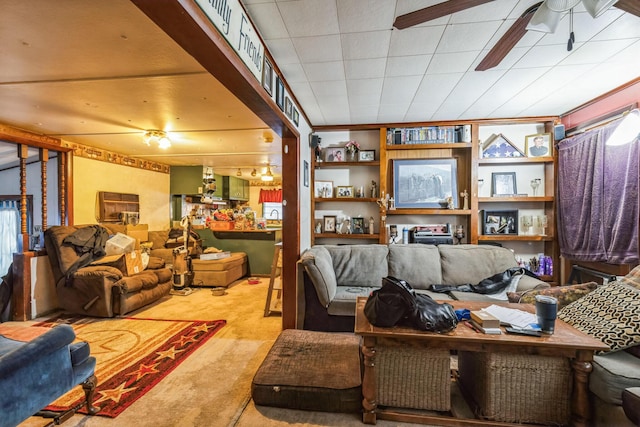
[558,281,640,353]
[507,282,597,310]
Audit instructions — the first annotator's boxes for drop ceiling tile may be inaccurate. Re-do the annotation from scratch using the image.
[311,80,349,103]
[347,78,383,106]
[264,38,300,65]
[303,61,346,82]
[279,62,307,83]
[395,0,450,27]
[426,51,478,74]
[244,2,289,40]
[413,73,464,107]
[514,43,574,68]
[434,69,505,119]
[341,31,391,60]
[449,0,520,23]
[337,0,397,33]
[386,55,431,77]
[472,46,530,71]
[381,75,423,105]
[561,39,636,65]
[344,58,387,79]
[593,13,640,40]
[293,35,343,63]
[377,103,410,123]
[437,22,504,53]
[277,0,339,37]
[389,25,445,56]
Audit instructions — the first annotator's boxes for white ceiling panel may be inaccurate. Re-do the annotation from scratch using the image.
[341,31,391,60]
[277,0,340,37]
[337,0,398,32]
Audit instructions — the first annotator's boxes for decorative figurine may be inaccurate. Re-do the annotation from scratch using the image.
[369,217,375,235]
[446,196,454,210]
[370,180,378,198]
[460,189,469,210]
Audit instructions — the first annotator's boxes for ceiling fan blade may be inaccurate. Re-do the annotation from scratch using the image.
[475,4,539,71]
[614,0,640,18]
[393,0,495,30]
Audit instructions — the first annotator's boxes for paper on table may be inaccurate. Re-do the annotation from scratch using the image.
[481,305,538,329]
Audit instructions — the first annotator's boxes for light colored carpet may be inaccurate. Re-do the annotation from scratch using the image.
[18,279,435,427]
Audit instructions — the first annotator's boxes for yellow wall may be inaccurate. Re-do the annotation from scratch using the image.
[73,157,171,230]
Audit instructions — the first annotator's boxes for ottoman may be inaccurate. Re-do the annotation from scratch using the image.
[191,252,247,287]
[457,351,571,425]
[251,329,362,413]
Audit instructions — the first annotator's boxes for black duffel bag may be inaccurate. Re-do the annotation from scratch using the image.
[364,276,458,333]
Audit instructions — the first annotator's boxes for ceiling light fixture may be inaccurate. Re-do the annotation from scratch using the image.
[143,130,171,149]
[261,165,274,182]
[236,168,242,176]
[251,168,257,177]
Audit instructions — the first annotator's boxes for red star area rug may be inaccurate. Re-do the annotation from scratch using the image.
[34,316,226,418]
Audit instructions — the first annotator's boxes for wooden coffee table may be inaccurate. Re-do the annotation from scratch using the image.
[354,297,609,427]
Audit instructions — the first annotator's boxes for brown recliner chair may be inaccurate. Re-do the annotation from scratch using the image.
[44,225,173,318]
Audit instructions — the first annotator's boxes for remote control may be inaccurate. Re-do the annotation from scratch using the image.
[505,327,543,337]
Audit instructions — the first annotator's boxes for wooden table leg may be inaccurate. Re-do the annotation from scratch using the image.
[361,336,377,424]
[571,351,594,427]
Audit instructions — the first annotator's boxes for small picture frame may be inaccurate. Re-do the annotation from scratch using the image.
[491,172,517,196]
[303,160,309,187]
[314,180,333,198]
[325,147,345,162]
[336,185,354,198]
[352,217,365,234]
[262,57,273,96]
[483,210,519,235]
[525,133,552,157]
[358,150,375,161]
[285,97,293,118]
[323,215,337,233]
[292,107,299,126]
[275,76,284,111]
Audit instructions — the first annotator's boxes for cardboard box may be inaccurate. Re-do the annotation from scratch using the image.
[126,224,149,243]
[92,250,144,276]
[105,232,136,255]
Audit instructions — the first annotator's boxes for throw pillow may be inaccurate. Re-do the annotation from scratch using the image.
[558,281,640,353]
[618,264,640,290]
[507,282,597,310]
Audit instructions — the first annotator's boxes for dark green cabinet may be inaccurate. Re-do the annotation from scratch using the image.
[170,166,223,198]
[223,176,249,201]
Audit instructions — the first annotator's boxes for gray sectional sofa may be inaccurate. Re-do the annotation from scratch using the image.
[296,244,549,332]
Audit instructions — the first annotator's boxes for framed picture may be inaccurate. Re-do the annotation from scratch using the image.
[325,147,345,162]
[491,172,517,196]
[482,210,518,235]
[275,76,284,111]
[303,160,309,187]
[358,150,375,161]
[314,180,333,198]
[292,108,299,126]
[262,57,273,96]
[525,133,551,157]
[285,97,293,118]
[336,185,354,198]
[392,158,458,208]
[323,215,337,233]
[352,217,365,234]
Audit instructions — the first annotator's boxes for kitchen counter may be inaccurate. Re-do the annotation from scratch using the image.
[195,228,282,275]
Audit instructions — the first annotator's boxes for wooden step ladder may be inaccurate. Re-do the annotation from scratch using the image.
[264,242,282,317]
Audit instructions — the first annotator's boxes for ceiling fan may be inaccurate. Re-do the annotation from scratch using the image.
[393,0,640,71]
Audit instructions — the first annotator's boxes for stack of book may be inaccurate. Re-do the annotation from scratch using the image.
[470,310,502,334]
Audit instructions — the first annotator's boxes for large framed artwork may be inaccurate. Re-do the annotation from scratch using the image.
[392,158,458,208]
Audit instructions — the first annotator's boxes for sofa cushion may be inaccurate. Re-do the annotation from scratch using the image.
[388,245,442,289]
[558,281,640,352]
[326,245,389,288]
[301,246,338,308]
[327,286,377,316]
[439,244,518,285]
[591,350,640,405]
[508,282,597,310]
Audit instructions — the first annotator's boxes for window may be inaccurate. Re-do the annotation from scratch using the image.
[263,202,282,221]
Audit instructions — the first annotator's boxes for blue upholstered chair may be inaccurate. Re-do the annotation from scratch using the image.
[0,323,98,427]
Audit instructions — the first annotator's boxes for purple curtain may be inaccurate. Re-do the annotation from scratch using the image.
[557,118,639,264]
